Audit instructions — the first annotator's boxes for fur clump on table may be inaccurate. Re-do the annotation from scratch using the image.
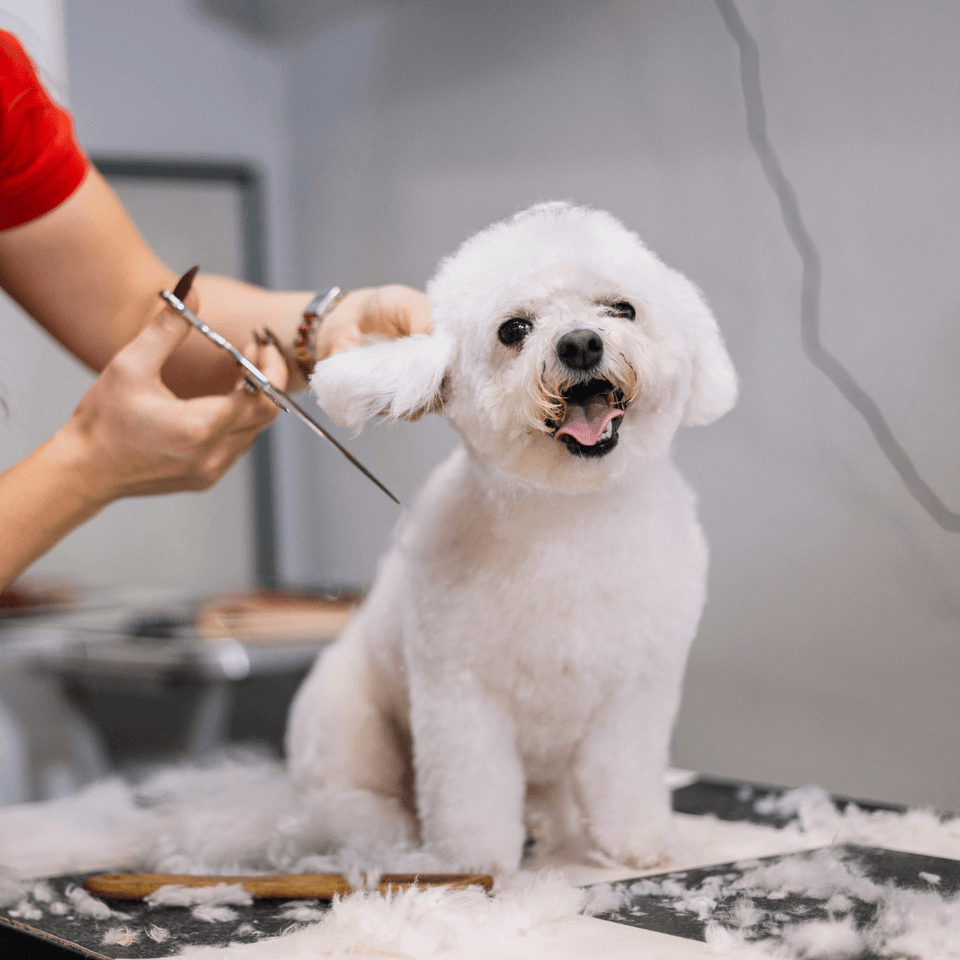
[174,874,616,960]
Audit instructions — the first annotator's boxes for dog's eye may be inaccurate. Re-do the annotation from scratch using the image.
[498,317,533,346]
[607,301,636,321]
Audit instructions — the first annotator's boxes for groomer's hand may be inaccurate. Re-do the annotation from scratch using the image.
[314,284,431,361]
[61,297,287,504]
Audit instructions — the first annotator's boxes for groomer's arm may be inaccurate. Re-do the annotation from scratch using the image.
[0,166,430,396]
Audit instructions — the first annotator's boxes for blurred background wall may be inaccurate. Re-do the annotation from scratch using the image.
[2,0,958,811]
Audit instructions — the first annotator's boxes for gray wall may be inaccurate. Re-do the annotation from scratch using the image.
[58,1,960,810]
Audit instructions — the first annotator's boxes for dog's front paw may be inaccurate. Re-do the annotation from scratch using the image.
[423,820,525,876]
[588,817,686,871]
[292,787,419,854]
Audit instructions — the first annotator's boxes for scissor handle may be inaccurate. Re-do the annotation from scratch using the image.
[160,289,286,409]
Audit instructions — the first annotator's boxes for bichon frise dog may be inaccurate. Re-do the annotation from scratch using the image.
[286,202,737,875]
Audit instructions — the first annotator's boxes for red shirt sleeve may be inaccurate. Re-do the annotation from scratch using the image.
[0,30,88,230]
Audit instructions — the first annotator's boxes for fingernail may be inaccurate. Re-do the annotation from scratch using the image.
[173,265,200,301]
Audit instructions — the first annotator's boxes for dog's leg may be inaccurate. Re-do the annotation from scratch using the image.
[572,681,683,869]
[286,631,417,852]
[408,674,526,875]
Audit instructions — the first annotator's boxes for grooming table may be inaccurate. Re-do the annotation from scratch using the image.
[2,775,957,959]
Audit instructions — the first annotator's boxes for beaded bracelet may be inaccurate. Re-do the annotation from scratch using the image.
[294,287,347,380]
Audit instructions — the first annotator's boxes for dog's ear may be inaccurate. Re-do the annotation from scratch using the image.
[674,279,738,427]
[310,332,454,433]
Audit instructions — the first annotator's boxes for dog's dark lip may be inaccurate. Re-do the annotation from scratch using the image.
[546,379,627,459]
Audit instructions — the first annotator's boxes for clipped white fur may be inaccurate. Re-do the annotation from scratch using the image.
[293,202,737,875]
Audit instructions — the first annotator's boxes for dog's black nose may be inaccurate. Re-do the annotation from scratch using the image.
[556,329,603,371]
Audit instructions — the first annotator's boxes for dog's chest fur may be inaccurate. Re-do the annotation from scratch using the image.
[371,446,708,774]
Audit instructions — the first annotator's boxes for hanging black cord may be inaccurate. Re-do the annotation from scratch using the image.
[714,0,960,533]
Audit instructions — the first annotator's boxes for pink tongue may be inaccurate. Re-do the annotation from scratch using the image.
[555,397,624,446]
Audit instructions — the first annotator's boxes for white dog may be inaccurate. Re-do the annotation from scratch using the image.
[286,202,737,876]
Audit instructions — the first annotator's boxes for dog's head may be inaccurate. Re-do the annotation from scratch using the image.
[311,202,737,491]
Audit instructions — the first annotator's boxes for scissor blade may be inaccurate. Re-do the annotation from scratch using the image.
[283,394,401,504]
[160,277,400,505]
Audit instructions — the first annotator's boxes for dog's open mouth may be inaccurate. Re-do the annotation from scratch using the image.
[549,379,626,459]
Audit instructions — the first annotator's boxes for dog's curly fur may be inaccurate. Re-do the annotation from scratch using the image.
[288,202,737,874]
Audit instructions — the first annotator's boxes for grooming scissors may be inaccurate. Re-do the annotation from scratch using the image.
[160,266,399,504]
